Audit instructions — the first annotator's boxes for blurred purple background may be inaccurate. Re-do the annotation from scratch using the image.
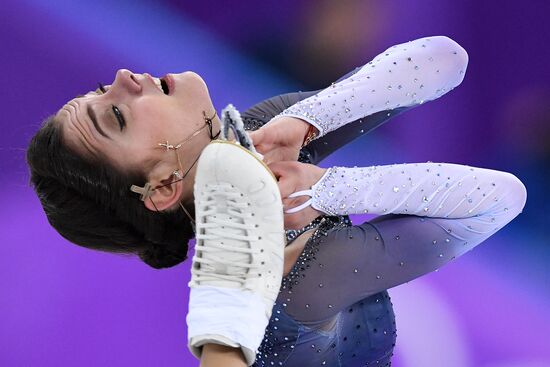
[1,0,549,366]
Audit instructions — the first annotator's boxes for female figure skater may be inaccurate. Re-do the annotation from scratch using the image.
[26,35,527,367]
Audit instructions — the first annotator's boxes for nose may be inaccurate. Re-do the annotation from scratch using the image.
[110,69,142,95]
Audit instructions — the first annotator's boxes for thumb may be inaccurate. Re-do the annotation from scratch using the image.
[248,128,264,147]
[268,161,293,179]
[268,162,297,198]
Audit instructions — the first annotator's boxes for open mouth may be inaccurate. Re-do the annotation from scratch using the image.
[160,78,169,94]
[159,74,175,95]
[151,75,171,95]
[160,79,170,95]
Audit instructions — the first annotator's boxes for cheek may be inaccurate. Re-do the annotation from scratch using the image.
[102,141,158,173]
[131,97,185,139]
[133,96,171,124]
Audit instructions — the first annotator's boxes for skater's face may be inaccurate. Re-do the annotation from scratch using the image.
[56,69,219,208]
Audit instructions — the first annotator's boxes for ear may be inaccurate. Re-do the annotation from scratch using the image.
[143,170,185,212]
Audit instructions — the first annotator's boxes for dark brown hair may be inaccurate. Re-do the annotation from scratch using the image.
[26,115,193,269]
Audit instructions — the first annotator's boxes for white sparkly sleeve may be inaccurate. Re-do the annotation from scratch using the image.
[272,35,468,138]
[277,163,526,324]
[311,162,527,225]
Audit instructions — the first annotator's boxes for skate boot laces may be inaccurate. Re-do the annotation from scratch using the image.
[193,181,261,286]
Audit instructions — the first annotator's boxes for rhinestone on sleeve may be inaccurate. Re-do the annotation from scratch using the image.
[310,162,526,228]
[276,35,469,138]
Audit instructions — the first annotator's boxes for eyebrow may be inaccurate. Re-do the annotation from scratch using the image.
[86,104,110,139]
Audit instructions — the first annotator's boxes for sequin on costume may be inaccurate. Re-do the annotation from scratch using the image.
[255,216,397,367]
[251,157,525,367]
[239,35,523,367]
[270,36,468,139]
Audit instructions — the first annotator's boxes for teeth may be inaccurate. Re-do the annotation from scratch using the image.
[152,77,164,93]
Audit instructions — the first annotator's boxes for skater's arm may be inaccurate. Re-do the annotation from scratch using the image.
[200,344,247,367]
[275,161,527,324]
[273,161,527,231]
[242,79,411,165]
[246,36,468,165]
[310,162,526,220]
[268,35,469,139]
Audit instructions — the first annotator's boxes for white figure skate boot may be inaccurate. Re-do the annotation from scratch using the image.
[187,139,285,366]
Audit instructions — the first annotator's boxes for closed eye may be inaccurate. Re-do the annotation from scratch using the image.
[112,105,126,131]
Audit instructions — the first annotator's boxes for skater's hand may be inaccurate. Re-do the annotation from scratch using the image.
[268,161,326,229]
[249,117,313,165]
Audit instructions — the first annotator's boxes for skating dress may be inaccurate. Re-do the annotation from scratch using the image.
[239,36,526,367]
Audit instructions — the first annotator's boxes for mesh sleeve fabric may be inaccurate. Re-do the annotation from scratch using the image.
[241,73,411,165]
[279,162,527,324]
[311,162,526,219]
[302,106,411,164]
[270,35,469,138]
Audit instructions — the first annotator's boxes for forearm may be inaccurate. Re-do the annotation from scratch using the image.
[200,344,247,367]
[312,162,527,224]
[240,79,404,166]
[278,161,526,323]
[274,35,469,138]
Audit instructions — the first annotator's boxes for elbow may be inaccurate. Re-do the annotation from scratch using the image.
[428,35,469,88]
[501,172,528,216]
[510,174,528,214]
[437,36,468,64]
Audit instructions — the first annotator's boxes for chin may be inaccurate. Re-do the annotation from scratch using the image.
[175,71,208,94]
[179,72,211,103]
[177,71,205,85]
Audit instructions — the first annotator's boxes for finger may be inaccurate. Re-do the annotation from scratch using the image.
[254,144,267,156]
[282,195,308,212]
[249,129,264,147]
[276,175,297,199]
[263,151,283,166]
[268,161,295,178]
[281,197,294,211]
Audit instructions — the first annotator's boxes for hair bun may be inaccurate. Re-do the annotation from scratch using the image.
[139,242,187,269]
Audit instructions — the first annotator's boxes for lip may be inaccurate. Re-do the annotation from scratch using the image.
[163,73,175,95]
